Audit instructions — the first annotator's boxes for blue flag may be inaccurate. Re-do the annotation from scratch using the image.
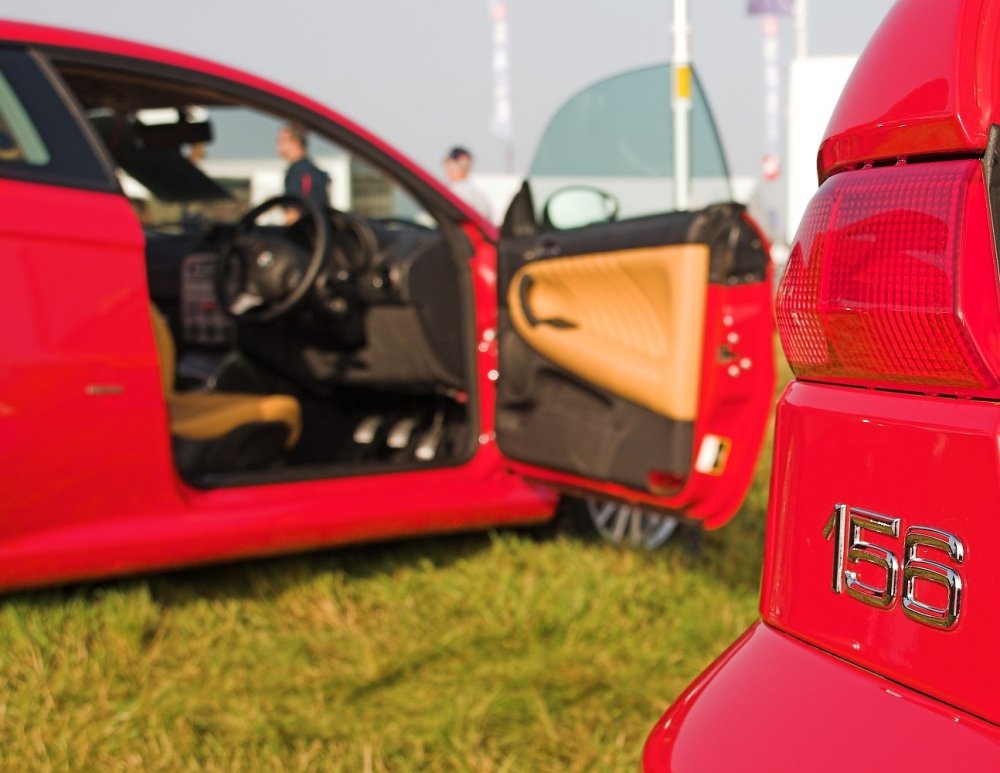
[748,0,794,14]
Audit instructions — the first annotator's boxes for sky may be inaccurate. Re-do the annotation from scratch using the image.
[2,0,896,179]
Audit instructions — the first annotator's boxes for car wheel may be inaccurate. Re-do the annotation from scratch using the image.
[585,498,680,550]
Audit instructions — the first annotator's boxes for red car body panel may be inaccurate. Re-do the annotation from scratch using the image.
[0,173,552,590]
[0,452,551,590]
[642,623,1000,772]
[0,21,772,590]
[761,381,1000,726]
[0,178,173,528]
[0,191,552,593]
[820,0,1000,180]
[646,0,1000,767]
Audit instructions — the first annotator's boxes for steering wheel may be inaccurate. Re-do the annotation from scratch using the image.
[217,195,332,322]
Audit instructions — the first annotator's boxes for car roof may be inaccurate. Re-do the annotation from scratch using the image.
[1,20,298,101]
[0,20,388,148]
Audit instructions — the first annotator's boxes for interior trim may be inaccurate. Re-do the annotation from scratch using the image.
[507,244,710,422]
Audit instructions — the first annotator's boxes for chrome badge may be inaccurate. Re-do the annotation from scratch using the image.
[823,504,965,630]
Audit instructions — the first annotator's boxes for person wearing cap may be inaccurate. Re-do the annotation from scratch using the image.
[277,124,330,224]
[443,146,492,222]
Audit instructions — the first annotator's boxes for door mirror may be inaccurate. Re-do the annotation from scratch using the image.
[542,186,620,230]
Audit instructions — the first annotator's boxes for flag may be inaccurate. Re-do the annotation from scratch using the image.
[489,0,512,140]
[748,0,794,15]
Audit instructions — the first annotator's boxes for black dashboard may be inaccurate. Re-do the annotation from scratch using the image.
[145,215,466,395]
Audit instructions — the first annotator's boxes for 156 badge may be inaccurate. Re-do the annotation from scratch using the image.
[823,504,965,630]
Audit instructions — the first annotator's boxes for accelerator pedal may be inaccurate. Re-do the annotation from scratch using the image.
[414,410,445,462]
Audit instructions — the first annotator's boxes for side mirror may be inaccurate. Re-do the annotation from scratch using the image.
[542,186,620,230]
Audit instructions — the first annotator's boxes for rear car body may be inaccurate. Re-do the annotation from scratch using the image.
[644,0,1000,768]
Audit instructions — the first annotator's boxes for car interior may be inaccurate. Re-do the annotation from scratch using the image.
[51,58,477,486]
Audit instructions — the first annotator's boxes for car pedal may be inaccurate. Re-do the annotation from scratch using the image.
[386,416,420,449]
[353,415,382,445]
[414,411,445,461]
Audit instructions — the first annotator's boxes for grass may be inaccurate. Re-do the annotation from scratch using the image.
[0,357,788,772]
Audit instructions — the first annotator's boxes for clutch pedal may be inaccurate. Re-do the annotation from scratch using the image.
[353,415,383,445]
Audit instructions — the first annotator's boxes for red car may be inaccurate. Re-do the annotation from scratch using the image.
[644,0,1000,769]
[0,21,773,591]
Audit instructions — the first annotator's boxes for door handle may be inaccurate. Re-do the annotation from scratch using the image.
[518,275,578,329]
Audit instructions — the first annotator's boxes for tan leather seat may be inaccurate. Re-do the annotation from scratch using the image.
[168,391,301,446]
[149,305,301,456]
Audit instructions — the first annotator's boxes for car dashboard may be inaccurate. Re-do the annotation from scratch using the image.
[145,214,465,397]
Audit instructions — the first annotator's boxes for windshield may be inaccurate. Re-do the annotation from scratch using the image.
[528,63,731,222]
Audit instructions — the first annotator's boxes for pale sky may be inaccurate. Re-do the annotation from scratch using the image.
[2,1,895,178]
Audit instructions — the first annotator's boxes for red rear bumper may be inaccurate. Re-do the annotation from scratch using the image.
[642,621,1000,772]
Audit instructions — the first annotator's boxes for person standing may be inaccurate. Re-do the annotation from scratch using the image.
[276,124,330,224]
[442,146,492,222]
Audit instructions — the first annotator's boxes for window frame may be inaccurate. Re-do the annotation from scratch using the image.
[38,45,466,229]
[0,46,118,192]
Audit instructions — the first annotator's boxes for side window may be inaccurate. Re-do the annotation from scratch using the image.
[527,64,731,230]
[202,106,435,226]
[0,69,50,165]
[96,103,436,231]
[0,48,113,189]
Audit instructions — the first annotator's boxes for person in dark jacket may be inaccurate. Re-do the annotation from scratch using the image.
[276,124,330,224]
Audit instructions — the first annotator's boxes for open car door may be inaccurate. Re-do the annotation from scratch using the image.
[496,64,775,528]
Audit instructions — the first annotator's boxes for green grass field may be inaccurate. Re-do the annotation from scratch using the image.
[0,366,785,772]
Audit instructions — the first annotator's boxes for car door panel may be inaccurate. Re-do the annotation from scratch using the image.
[497,203,773,517]
[496,334,695,492]
[0,47,185,541]
[0,179,182,531]
[507,243,709,421]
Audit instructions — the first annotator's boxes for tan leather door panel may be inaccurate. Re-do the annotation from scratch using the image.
[507,244,709,422]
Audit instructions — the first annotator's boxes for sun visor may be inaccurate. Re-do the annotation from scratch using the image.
[116,147,229,202]
[91,112,230,202]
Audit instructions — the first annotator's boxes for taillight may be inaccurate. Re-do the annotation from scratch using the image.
[776,159,1000,395]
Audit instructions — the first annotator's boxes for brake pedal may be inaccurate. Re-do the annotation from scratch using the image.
[353,415,383,445]
[386,417,420,449]
[414,411,445,461]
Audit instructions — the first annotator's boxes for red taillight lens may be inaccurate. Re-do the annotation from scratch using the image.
[777,159,1000,394]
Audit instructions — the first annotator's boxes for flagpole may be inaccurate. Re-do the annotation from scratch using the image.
[795,0,808,59]
[672,0,691,210]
